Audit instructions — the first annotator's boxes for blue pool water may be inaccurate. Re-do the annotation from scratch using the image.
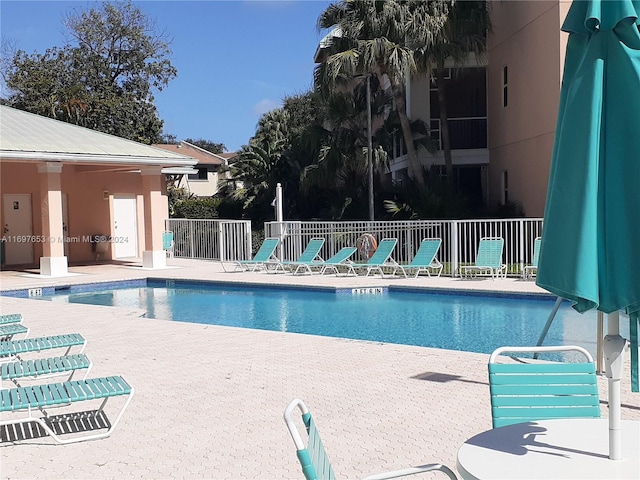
[35,280,628,360]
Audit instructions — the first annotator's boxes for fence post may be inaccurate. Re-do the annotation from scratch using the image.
[519,219,525,277]
[218,221,224,262]
[451,220,459,277]
[245,222,252,260]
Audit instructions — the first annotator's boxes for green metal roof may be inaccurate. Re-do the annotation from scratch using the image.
[0,106,196,166]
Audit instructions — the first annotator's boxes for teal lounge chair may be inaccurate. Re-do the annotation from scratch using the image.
[0,334,86,363]
[223,237,280,272]
[163,231,174,258]
[0,375,134,444]
[284,399,458,480]
[395,238,443,278]
[489,346,600,428]
[270,238,325,275]
[522,237,541,279]
[459,237,506,279]
[319,247,358,275]
[1,353,93,388]
[0,314,29,341]
[339,238,399,277]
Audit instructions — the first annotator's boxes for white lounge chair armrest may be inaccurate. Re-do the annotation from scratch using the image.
[362,463,458,480]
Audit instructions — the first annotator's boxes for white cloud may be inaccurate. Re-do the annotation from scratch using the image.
[252,98,281,115]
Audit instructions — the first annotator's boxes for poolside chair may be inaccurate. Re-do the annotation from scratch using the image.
[284,399,458,480]
[1,353,93,388]
[522,237,541,279]
[0,314,29,342]
[488,345,601,428]
[269,238,325,275]
[338,238,399,277]
[0,375,134,444]
[319,247,358,275]
[222,237,280,272]
[0,334,86,363]
[458,237,506,279]
[163,231,174,258]
[395,238,443,278]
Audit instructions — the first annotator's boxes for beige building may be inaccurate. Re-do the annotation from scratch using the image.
[486,0,571,217]
[154,142,236,197]
[390,1,572,217]
[0,106,196,275]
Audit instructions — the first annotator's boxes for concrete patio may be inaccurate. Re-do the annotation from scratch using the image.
[0,259,638,479]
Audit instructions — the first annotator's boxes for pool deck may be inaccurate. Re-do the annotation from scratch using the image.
[1,258,639,479]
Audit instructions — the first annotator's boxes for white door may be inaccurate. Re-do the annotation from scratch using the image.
[2,194,34,265]
[113,196,138,258]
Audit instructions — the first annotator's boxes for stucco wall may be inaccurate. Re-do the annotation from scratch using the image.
[487,0,570,217]
[1,162,169,265]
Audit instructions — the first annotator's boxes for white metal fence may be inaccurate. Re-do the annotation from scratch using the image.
[165,217,543,277]
[264,218,543,277]
[165,219,252,261]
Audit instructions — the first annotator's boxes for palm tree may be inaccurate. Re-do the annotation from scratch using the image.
[301,76,393,219]
[315,0,453,187]
[413,0,491,184]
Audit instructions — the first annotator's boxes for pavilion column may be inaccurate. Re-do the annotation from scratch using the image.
[141,167,167,269]
[38,162,68,276]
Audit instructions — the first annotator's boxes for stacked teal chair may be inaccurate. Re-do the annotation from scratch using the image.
[284,399,458,480]
[0,313,29,341]
[0,314,134,444]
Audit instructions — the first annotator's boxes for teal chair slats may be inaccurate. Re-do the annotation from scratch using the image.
[284,399,459,480]
[0,376,134,444]
[396,238,443,278]
[319,247,357,275]
[0,323,29,341]
[488,346,601,428]
[272,238,326,275]
[459,237,506,279]
[1,354,91,384]
[522,236,542,279]
[0,334,86,361]
[340,238,399,277]
[224,237,280,272]
[163,231,174,258]
[0,316,25,343]
[0,314,23,325]
[304,412,336,480]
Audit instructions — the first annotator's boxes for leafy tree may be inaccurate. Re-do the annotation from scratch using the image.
[300,79,389,219]
[184,138,226,154]
[384,167,470,219]
[173,197,222,219]
[223,132,290,226]
[2,1,175,144]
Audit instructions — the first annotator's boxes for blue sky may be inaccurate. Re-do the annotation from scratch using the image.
[1,0,333,151]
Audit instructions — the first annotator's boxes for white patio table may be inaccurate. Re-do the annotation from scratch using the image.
[456,418,640,479]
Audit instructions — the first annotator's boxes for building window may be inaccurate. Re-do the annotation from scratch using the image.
[188,167,208,181]
[502,66,508,107]
[501,170,509,204]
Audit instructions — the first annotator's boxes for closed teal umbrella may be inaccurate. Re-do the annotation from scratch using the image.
[537,0,640,461]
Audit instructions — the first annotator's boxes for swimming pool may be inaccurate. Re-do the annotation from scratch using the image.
[32,279,624,360]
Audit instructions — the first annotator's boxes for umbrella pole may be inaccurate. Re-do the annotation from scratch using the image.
[603,311,626,460]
